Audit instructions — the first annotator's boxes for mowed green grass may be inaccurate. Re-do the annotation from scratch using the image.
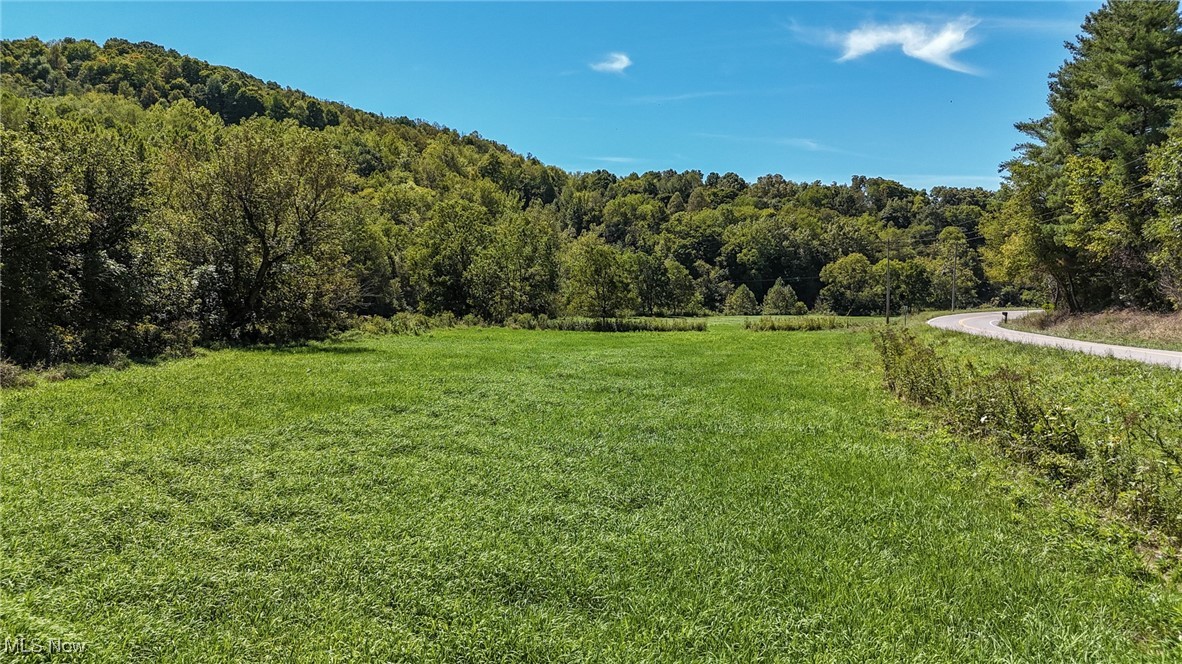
[3,324,1180,661]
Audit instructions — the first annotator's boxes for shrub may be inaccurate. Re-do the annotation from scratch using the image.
[0,359,35,389]
[872,327,952,406]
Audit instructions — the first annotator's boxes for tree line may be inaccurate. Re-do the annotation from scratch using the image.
[987,0,1182,312]
[2,0,1179,366]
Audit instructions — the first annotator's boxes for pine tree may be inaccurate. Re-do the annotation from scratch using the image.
[996,0,1182,310]
[724,284,759,315]
[761,278,798,315]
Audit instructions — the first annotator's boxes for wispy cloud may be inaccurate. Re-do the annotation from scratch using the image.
[588,156,641,164]
[695,132,860,156]
[624,91,733,105]
[590,52,632,74]
[836,18,981,74]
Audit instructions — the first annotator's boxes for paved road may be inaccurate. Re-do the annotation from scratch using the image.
[927,310,1182,370]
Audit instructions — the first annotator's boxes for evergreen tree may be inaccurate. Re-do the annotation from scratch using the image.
[724,284,759,315]
[761,278,798,315]
[994,0,1182,310]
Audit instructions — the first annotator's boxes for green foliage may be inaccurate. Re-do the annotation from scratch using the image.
[991,0,1182,311]
[1,36,1010,365]
[164,116,356,341]
[633,252,669,316]
[0,109,163,364]
[563,234,637,319]
[744,316,857,332]
[819,253,881,315]
[466,206,561,322]
[761,278,798,315]
[407,198,492,315]
[663,258,699,315]
[875,326,1182,540]
[1147,112,1182,308]
[513,316,707,332]
[723,284,758,315]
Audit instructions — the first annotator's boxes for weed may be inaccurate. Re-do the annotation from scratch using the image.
[875,327,1181,541]
[0,358,35,389]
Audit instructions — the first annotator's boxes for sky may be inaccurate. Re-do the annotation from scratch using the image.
[2,1,1102,191]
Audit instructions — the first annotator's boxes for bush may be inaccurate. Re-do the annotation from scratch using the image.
[872,327,952,406]
[41,363,100,382]
[505,313,549,329]
[127,321,199,360]
[0,359,35,389]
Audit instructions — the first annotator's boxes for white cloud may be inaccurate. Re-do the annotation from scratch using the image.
[590,52,632,74]
[837,18,980,74]
[588,156,640,164]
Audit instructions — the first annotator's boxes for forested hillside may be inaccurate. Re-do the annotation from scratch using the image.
[0,36,996,366]
[2,0,1179,367]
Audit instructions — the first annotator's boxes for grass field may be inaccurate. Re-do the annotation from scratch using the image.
[3,321,1181,661]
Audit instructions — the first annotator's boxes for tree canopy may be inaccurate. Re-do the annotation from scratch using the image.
[988,0,1182,311]
[6,10,1179,366]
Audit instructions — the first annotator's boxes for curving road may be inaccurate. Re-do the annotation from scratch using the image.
[927,310,1182,370]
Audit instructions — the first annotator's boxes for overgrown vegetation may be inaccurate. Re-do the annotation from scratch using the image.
[1008,310,1182,352]
[530,316,707,332]
[744,316,861,332]
[875,327,1182,547]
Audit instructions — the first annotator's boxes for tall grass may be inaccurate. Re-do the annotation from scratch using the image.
[874,327,1182,543]
[533,316,708,332]
[1008,309,1182,352]
[347,313,708,335]
[745,316,860,332]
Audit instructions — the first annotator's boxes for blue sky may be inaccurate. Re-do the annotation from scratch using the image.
[3,2,1100,190]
